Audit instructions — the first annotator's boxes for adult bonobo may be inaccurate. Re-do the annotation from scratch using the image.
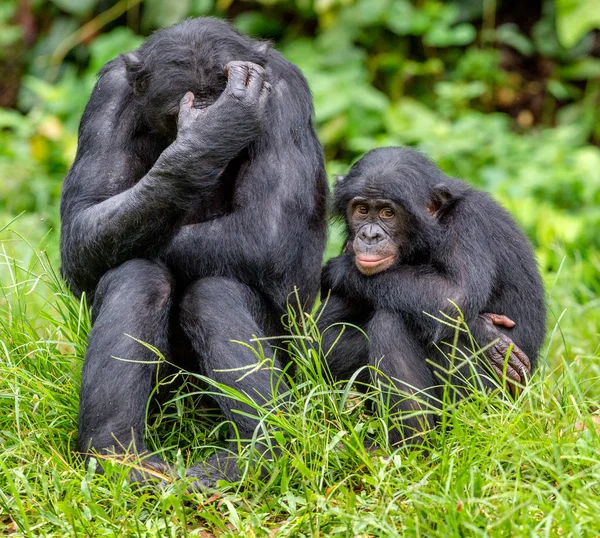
[60,18,327,489]
[319,147,545,446]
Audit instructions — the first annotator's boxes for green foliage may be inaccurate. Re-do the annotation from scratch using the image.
[556,0,600,48]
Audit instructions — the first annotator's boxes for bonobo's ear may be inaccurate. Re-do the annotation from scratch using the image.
[427,183,459,219]
[254,42,271,55]
[122,52,147,96]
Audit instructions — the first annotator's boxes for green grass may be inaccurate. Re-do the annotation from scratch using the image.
[0,229,599,537]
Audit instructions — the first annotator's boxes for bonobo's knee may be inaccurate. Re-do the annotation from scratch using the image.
[180,277,255,323]
[93,259,174,317]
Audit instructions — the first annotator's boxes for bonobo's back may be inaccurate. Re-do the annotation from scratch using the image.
[455,184,546,366]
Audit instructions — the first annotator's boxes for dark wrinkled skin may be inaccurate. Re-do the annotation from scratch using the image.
[60,18,327,491]
[318,147,546,446]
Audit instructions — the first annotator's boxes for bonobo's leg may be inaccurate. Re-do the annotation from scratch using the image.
[368,311,439,447]
[78,259,173,476]
[179,277,287,490]
[317,295,370,382]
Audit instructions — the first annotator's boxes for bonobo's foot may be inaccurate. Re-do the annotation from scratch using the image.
[186,451,240,492]
[82,451,174,487]
[480,313,532,396]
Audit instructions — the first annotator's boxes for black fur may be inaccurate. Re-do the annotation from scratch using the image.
[60,18,327,488]
[319,146,546,446]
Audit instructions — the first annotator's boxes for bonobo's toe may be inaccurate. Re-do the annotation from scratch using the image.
[185,452,241,493]
[84,452,174,488]
[128,454,174,483]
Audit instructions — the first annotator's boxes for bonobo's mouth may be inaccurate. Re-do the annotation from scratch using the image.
[355,254,396,275]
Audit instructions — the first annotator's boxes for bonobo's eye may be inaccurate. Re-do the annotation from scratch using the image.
[355,204,368,216]
[380,207,395,219]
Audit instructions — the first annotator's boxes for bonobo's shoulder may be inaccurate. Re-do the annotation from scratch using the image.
[96,58,128,88]
[453,180,502,213]
[266,50,311,97]
[454,180,524,235]
[76,57,134,145]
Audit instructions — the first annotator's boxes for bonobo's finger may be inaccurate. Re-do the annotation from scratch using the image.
[224,61,252,98]
[178,91,195,116]
[494,331,531,379]
[245,63,267,101]
[490,344,521,383]
[480,313,516,328]
[177,92,198,129]
[490,363,505,381]
[258,81,271,110]
[506,342,531,378]
[490,362,520,398]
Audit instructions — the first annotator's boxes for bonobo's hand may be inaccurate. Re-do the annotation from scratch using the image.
[176,61,271,149]
[322,253,355,293]
[479,313,531,396]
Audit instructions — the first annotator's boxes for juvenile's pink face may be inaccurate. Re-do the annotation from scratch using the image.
[347,197,402,275]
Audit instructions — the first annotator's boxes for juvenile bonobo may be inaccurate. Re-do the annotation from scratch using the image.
[60,18,327,489]
[319,147,545,446]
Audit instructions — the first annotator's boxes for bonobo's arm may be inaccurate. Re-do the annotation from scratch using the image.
[61,61,268,296]
[161,76,324,301]
[323,254,531,389]
[322,249,495,343]
[163,144,316,284]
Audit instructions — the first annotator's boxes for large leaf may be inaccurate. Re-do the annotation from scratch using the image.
[556,0,600,48]
[142,0,191,31]
[49,0,96,16]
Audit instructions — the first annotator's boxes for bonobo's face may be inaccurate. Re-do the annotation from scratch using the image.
[123,52,228,138]
[347,197,406,275]
[145,61,227,137]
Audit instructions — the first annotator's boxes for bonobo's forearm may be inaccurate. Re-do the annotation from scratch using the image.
[61,61,270,297]
[61,136,247,296]
[162,206,277,282]
[323,254,492,340]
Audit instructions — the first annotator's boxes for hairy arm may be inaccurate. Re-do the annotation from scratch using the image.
[162,140,324,293]
[60,61,267,296]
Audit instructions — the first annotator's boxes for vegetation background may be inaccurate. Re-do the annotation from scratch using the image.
[0,0,599,536]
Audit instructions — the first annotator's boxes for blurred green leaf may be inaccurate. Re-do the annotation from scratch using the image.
[494,23,535,56]
[88,27,145,73]
[49,0,95,16]
[556,0,600,48]
[142,0,191,31]
[234,12,283,38]
[424,22,475,47]
[559,58,600,80]
[189,0,215,15]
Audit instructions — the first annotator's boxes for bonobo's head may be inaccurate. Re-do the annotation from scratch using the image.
[121,18,268,137]
[334,147,464,275]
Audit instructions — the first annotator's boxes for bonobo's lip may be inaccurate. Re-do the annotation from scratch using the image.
[355,254,395,274]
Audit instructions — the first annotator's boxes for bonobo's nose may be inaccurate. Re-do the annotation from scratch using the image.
[358,224,384,245]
